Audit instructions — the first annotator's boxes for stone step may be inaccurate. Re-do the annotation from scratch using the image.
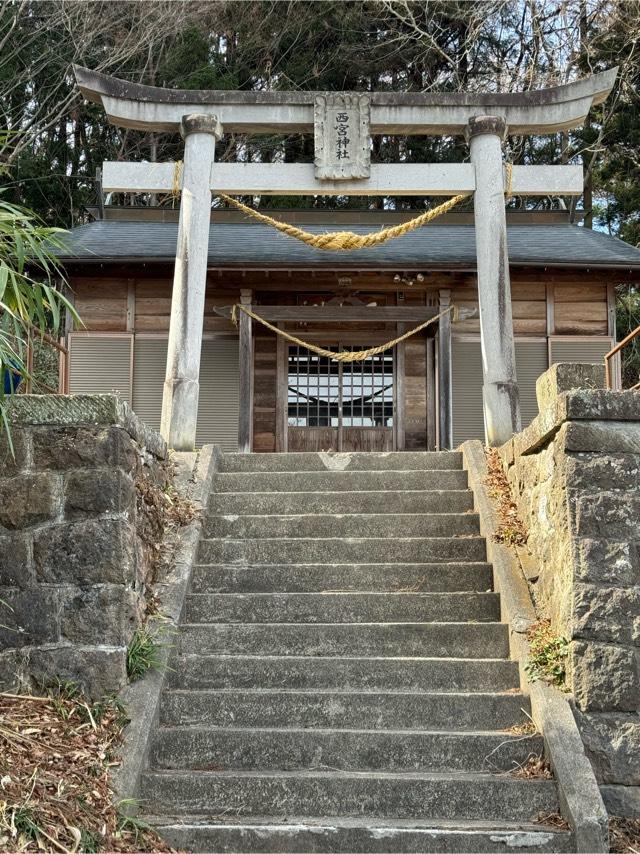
[147,816,572,853]
[160,689,530,730]
[208,489,475,516]
[185,592,501,624]
[219,451,464,473]
[168,655,520,692]
[139,769,559,821]
[197,536,487,565]
[204,512,481,539]
[177,622,509,658]
[190,562,494,594]
[213,469,469,493]
[151,726,543,774]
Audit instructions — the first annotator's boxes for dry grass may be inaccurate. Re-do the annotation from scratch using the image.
[484,447,528,547]
[136,463,197,593]
[510,754,553,779]
[534,811,570,830]
[610,817,640,854]
[0,687,172,853]
[504,720,537,736]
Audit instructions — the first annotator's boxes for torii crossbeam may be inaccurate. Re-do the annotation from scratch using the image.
[74,66,617,451]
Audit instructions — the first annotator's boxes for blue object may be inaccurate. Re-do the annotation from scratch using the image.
[2,364,22,394]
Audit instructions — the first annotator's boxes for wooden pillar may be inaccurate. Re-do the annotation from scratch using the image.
[276,322,288,452]
[438,289,453,450]
[426,336,437,451]
[394,322,405,451]
[161,113,222,450]
[238,289,254,453]
[467,115,520,446]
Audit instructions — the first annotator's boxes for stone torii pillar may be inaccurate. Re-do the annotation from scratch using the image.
[161,114,222,450]
[467,116,521,446]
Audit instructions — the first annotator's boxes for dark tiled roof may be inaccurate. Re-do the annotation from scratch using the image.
[57,219,640,269]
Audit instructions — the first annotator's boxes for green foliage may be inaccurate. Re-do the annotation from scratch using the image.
[79,828,101,853]
[10,806,41,842]
[126,622,168,682]
[0,194,79,443]
[525,620,569,687]
[116,802,152,844]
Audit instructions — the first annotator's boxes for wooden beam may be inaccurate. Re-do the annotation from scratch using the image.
[238,288,254,453]
[102,161,584,197]
[216,306,439,322]
[438,289,453,450]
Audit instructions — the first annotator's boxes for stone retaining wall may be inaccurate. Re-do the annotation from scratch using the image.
[498,364,640,807]
[0,395,167,698]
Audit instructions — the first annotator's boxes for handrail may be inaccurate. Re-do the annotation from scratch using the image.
[605,323,640,389]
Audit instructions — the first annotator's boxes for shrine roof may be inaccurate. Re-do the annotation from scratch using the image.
[57,218,640,271]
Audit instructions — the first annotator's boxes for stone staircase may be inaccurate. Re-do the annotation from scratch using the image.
[141,451,573,852]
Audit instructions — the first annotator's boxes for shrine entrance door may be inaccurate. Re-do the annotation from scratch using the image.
[286,344,394,452]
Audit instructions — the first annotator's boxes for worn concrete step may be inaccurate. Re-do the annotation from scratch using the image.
[168,655,520,692]
[205,512,481,540]
[139,769,559,820]
[198,537,487,565]
[190,562,494,594]
[208,489,475,516]
[185,592,500,624]
[151,726,543,774]
[147,816,573,853]
[219,451,464,473]
[213,469,469,493]
[160,689,530,731]
[178,621,509,658]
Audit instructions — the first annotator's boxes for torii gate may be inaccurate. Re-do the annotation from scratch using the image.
[74,66,617,451]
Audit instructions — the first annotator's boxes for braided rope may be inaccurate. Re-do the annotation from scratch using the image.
[170,160,515,251]
[219,192,469,251]
[231,303,456,362]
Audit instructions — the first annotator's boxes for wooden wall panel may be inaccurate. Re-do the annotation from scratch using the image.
[253,334,277,452]
[554,282,608,334]
[73,280,128,331]
[134,279,238,334]
[450,273,609,337]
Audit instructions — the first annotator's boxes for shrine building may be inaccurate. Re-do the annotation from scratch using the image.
[56,203,640,453]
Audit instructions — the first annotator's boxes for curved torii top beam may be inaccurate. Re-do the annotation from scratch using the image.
[74,65,617,136]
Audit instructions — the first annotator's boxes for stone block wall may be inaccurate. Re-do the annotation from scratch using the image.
[498,364,640,801]
[0,395,167,698]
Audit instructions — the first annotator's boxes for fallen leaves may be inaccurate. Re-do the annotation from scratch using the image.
[0,688,171,853]
[484,447,528,546]
[511,754,553,779]
[610,816,640,854]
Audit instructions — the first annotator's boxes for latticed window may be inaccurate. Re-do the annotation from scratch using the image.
[287,345,393,428]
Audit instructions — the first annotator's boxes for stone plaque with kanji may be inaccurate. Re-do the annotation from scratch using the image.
[314,93,371,180]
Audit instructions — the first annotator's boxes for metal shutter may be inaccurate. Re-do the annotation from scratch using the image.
[196,337,239,451]
[132,338,167,433]
[131,337,239,450]
[452,338,548,444]
[515,341,548,428]
[452,339,484,445]
[550,338,612,365]
[68,334,132,404]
